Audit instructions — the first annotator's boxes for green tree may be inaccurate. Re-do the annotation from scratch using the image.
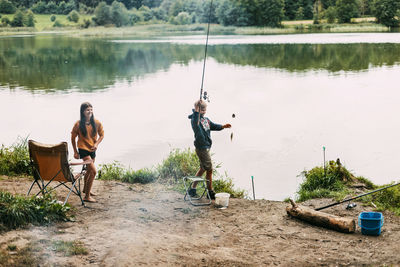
[174,11,191,24]
[46,1,58,14]
[10,9,25,27]
[295,6,304,19]
[256,0,285,27]
[336,0,359,23]
[111,0,129,26]
[169,0,184,16]
[0,0,16,14]
[299,0,314,19]
[92,1,111,25]
[324,5,337,23]
[138,5,153,21]
[26,9,35,27]
[31,1,47,14]
[151,7,167,21]
[371,0,399,27]
[216,0,245,26]
[284,0,299,20]
[67,10,80,22]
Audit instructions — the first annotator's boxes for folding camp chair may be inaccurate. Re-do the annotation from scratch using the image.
[183,176,211,206]
[27,140,92,206]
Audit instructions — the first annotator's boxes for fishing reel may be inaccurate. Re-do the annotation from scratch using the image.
[202,91,210,102]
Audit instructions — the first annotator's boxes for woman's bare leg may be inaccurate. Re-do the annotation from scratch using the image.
[84,157,97,202]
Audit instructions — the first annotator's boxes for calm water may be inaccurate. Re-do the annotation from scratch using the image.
[1,33,400,200]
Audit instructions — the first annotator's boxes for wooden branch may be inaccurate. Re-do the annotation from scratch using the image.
[286,199,355,233]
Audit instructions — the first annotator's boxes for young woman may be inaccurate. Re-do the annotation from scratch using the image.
[71,102,104,203]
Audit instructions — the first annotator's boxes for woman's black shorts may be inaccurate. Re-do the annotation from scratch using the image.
[78,148,96,159]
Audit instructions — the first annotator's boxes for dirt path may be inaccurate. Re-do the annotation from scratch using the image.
[1,177,399,266]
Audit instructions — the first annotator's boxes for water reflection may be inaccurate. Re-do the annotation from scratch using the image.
[0,35,400,92]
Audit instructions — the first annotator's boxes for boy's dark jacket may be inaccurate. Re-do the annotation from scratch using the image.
[188,109,223,149]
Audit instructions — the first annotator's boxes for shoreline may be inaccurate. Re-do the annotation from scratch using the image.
[0,21,392,37]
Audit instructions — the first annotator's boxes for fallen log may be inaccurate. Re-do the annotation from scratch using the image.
[286,199,356,233]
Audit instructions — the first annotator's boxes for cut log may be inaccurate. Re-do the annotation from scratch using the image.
[286,199,356,233]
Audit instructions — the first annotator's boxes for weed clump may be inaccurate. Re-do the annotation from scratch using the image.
[0,137,31,177]
[0,191,71,230]
[297,160,358,202]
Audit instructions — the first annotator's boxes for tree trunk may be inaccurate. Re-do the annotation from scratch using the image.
[286,199,356,233]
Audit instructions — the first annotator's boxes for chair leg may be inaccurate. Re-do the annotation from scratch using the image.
[183,177,211,206]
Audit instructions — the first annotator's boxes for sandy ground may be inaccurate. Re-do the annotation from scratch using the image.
[1,177,400,267]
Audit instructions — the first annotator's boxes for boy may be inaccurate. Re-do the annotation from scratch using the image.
[188,99,231,199]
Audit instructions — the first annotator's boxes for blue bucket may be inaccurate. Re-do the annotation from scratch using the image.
[358,212,384,236]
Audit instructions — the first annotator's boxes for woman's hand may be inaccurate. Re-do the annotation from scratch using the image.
[91,143,98,151]
[222,124,232,129]
[74,151,79,159]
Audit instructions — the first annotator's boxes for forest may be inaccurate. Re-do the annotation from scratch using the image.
[0,0,399,28]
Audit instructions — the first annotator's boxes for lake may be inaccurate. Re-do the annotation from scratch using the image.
[1,32,400,200]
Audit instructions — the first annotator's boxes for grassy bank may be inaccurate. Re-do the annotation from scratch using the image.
[297,160,400,215]
[98,148,246,198]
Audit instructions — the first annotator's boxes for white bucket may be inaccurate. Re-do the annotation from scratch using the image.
[214,192,230,209]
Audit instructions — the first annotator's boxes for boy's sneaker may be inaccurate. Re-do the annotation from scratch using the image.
[188,188,197,197]
[207,190,216,200]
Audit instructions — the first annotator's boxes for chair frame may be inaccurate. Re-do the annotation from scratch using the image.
[27,140,92,206]
[183,176,211,206]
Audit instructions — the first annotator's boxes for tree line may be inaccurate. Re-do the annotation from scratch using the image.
[0,0,399,28]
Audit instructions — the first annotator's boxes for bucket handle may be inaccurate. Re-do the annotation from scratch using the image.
[358,216,384,230]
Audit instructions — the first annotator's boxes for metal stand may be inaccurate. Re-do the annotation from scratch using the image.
[183,176,211,206]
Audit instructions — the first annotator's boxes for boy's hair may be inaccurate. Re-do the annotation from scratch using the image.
[194,100,207,109]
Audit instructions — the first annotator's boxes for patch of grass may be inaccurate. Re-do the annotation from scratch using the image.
[0,136,31,177]
[361,183,400,215]
[0,190,72,231]
[157,148,200,183]
[98,161,157,184]
[122,168,157,184]
[296,161,400,215]
[297,160,358,202]
[51,240,88,256]
[213,174,246,198]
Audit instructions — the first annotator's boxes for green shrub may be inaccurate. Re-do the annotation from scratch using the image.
[1,16,10,26]
[213,174,246,198]
[98,161,125,181]
[50,15,56,22]
[0,137,31,176]
[0,191,71,230]
[81,18,91,28]
[297,160,355,202]
[122,168,157,184]
[25,10,35,27]
[324,6,337,23]
[98,161,157,184]
[67,10,79,23]
[157,148,200,182]
[53,20,63,27]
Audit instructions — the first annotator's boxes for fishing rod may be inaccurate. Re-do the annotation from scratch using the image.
[199,0,213,102]
[197,0,213,124]
[315,181,400,211]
